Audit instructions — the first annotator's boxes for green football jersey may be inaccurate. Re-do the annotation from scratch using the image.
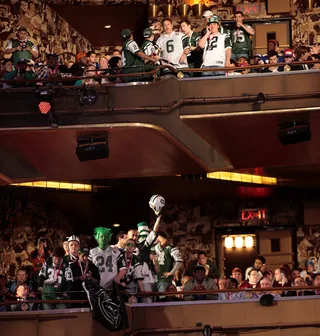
[231,25,252,55]
[152,244,183,283]
[38,257,72,289]
[122,39,145,74]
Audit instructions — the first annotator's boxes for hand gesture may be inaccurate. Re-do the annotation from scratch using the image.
[184,47,191,55]
[162,272,171,278]
[24,46,31,52]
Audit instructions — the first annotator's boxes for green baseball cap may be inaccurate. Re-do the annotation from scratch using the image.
[208,15,220,24]
[143,28,153,38]
[121,28,133,39]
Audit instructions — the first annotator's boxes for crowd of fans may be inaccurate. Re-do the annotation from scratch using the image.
[1,211,320,312]
[0,10,319,87]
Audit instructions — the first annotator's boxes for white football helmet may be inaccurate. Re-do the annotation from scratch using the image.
[149,194,165,216]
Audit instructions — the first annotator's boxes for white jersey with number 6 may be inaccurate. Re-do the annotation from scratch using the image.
[157,31,188,69]
[89,246,127,291]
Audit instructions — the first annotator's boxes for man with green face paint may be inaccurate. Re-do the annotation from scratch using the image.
[89,227,127,292]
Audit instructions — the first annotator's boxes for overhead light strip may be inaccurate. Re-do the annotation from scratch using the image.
[207,172,277,185]
[11,181,92,192]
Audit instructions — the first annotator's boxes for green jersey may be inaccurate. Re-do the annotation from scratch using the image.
[141,40,159,56]
[121,39,145,74]
[152,244,183,283]
[38,257,72,295]
[230,25,253,55]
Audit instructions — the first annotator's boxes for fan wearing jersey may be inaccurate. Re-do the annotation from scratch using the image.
[38,246,72,310]
[64,235,80,265]
[198,15,231,76]
[121,28,157,83]
[230,11,255,61]
[151,231,183,293]
[141,28,160,58]
[181,20,201,70]
[89,227,127,293]
[156,19,188,69]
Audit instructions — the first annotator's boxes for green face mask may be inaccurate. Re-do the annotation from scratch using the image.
[97,233,110,249]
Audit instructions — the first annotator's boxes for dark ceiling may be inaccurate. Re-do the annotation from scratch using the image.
[50,4,148,47]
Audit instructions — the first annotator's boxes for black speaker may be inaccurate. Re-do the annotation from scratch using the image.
[76,137,109,162]
[278,121,311,146]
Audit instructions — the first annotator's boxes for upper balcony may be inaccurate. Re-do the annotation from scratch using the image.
[0,66,319,184]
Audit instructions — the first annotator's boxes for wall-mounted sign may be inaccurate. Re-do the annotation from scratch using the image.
[236,2,266,16]
[241,208,268,223]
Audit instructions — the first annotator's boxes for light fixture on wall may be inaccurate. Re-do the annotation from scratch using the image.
[113,223,120,227]
[245,236,254,248]
[225,236,233,248]
[104,25,111,29]
[235,236,244,248]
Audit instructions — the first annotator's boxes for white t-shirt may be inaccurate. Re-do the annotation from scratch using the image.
[89,246,127,291]
[202,32,232,67]
[157,31,188,68]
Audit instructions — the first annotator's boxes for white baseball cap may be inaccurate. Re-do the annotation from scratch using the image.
[67,235,80,244]
[202,10,213,18]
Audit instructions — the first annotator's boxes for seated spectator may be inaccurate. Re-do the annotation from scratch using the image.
[184,266,218,301]
[10,283,34,312]
[4,27,38,66]
[36,53,69,80]
[75,65,99,86]
[70,52,87,77]
[273,268,291,288]
[262,51,284,73]
[263,269,274,283]
[106,56,122,83]
[237,56,250,74]
[38,246,71,310]
[162,284,182,302]
[99,56,109,70]
[282,48,297,71]
[185,251,220,279]
[218,277,227,290]
[239,268,260,289]
[9,268,33,296]
[295,46,312,70]
[2,58,36,88]
[312,274,320,295]
[259,277,280,296]
[290,269,300,285]
[3,58,13,76]
[231,267,243,287]
[219,278,248,300]
[245,255,265,281]
[300,260,316,285]
[285,276,315,296]
[86,51,97,68]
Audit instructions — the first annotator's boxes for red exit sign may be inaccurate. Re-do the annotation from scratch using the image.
[236,3,266,15]
[241,208,268,221]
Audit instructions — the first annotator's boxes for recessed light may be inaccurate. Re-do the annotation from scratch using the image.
[104,25,111,29]
[113,223,120,227]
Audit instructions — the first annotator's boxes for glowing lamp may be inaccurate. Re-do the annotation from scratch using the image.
[235,236,244,248]
[225,237,233,248]
[245,236,254,248]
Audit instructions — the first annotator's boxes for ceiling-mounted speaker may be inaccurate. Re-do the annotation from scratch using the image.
[76,136,109,162]
[267,0,290,14]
